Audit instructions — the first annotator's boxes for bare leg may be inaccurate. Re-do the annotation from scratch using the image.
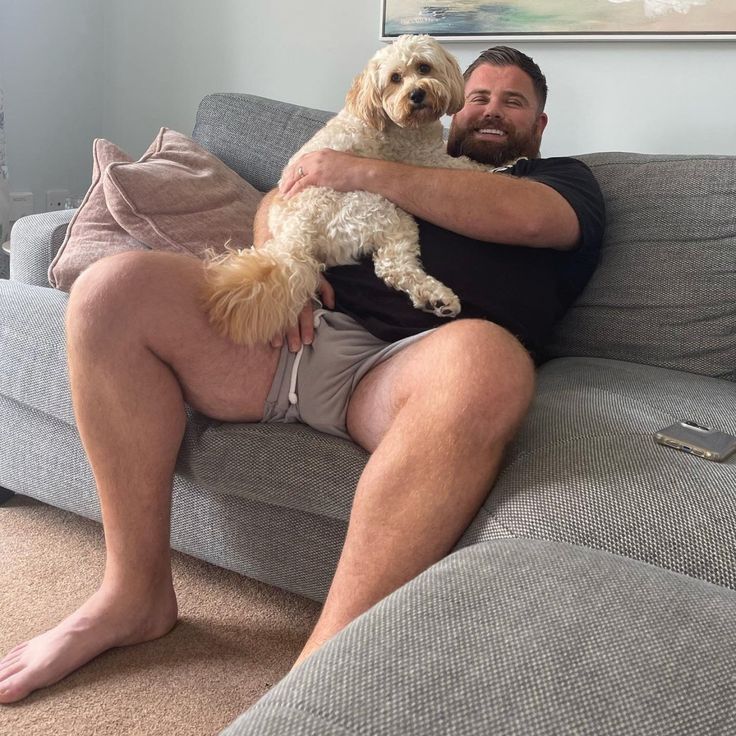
[0,251,281,704]
[294,319,535,665]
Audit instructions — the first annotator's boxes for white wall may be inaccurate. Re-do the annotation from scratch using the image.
[2,0,735,212]
[100,0,385,155]
[0,0,105,212]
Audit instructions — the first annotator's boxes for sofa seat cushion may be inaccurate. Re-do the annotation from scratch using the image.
[460,356,736,590]
[178,413,367,521]
[222,539,736,735]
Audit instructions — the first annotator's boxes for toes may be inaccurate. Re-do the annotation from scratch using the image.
[0,661,25,683]
[0,669,32,704]
[0,652,23,673]
[0,643,28,672]
[2,642,28,661]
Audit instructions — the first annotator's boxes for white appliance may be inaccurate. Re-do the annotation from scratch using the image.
[0,84,10,249]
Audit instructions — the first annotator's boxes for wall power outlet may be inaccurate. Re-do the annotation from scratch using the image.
[10,192,35,220]
[46,189,70,211]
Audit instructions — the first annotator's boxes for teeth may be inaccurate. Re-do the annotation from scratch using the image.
[477,128,505,135]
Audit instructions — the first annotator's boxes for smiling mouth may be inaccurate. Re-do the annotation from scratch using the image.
[475,128,506,137]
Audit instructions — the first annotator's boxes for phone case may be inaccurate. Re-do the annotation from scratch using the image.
[654,421,736,462]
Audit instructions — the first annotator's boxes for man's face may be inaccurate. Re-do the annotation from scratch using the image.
[447,64,548,167]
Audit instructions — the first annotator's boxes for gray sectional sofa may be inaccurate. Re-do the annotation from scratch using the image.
[1,93,735,734]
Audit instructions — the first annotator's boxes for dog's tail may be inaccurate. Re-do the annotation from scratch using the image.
[202,245,322,346]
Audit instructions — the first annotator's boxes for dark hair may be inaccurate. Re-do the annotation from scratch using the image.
[464,46,548,111]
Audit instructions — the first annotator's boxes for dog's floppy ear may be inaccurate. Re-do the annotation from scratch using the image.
[345,61,388,132]
[440,48,466,115]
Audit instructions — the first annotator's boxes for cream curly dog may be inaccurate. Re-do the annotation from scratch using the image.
[204,34,489,346]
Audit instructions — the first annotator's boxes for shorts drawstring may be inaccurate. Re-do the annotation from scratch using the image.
[288,308,326,405]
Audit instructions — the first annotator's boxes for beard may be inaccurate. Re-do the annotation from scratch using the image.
[446,119,541,168]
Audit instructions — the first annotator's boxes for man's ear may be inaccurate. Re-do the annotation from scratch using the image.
[536,112,549,136]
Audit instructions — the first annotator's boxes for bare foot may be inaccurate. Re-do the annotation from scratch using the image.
[0,584,177,704]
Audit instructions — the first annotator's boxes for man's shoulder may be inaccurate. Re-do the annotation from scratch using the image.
[508,156,593,178]
[509,156,604,207]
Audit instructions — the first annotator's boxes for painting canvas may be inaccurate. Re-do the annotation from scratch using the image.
[381,0,736,40]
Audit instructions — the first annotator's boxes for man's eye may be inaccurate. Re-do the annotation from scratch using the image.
[391,72,402,83]
[418,64,431,74]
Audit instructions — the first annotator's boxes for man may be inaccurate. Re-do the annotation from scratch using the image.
[0,47,604,703]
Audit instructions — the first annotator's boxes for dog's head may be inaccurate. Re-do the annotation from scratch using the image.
[346,35,466,132]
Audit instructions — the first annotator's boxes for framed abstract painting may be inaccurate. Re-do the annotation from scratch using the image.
[381,0,736,41]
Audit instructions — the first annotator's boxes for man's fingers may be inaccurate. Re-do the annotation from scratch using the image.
[283,302,315,353]
[273,298,318,352]
[318,276,336,309]
[280,169,300,197]
[272,279,331,352]
[280,155,310,198]
[299,307,314,346]
[285,324,301,353]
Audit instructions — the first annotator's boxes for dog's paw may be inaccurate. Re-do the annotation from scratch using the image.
[426,296,461,318]
[412,285,461,318]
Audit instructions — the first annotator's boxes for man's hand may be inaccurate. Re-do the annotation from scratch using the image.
[271,275,336,352]
[279,150,369,199]
[281,148,579,250]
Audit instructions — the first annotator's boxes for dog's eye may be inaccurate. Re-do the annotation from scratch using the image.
[418,64,431,74]
[390,72,402,83]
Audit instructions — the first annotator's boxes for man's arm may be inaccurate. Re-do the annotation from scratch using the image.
[279,150,580,251]
[253,189,278,247]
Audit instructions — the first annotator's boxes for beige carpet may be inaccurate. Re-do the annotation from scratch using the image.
[0,496,321,735]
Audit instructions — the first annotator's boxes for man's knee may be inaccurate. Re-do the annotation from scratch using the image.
[66,251,160,345]
[427,319,535,439]
[70,251,146,306]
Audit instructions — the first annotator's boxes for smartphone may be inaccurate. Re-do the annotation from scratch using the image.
[654,421,736,462]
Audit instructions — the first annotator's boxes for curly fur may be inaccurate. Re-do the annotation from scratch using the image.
[203,34,489,346]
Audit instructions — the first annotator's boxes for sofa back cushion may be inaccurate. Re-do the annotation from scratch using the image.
[547,153,735,382]
[192,93,334,193]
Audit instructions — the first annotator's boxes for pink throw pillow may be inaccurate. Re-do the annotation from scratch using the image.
[48,139,149,291]
[49,129,264,292]
[103,128,263,258]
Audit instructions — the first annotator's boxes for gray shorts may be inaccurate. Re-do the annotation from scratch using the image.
[262,309,435,441]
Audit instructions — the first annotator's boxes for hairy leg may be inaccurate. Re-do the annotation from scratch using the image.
[294,319,535,665]
[0,251,281,704]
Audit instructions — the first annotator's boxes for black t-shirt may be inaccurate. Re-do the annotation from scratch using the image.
[325,157,606,362]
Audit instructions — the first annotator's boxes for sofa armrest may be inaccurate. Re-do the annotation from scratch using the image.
[9,209,75,286]
[223,539,736,735]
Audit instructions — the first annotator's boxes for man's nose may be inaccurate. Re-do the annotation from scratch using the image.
[481,102,503,120]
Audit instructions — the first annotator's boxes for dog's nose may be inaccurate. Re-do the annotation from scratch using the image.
[409,89,426,105]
